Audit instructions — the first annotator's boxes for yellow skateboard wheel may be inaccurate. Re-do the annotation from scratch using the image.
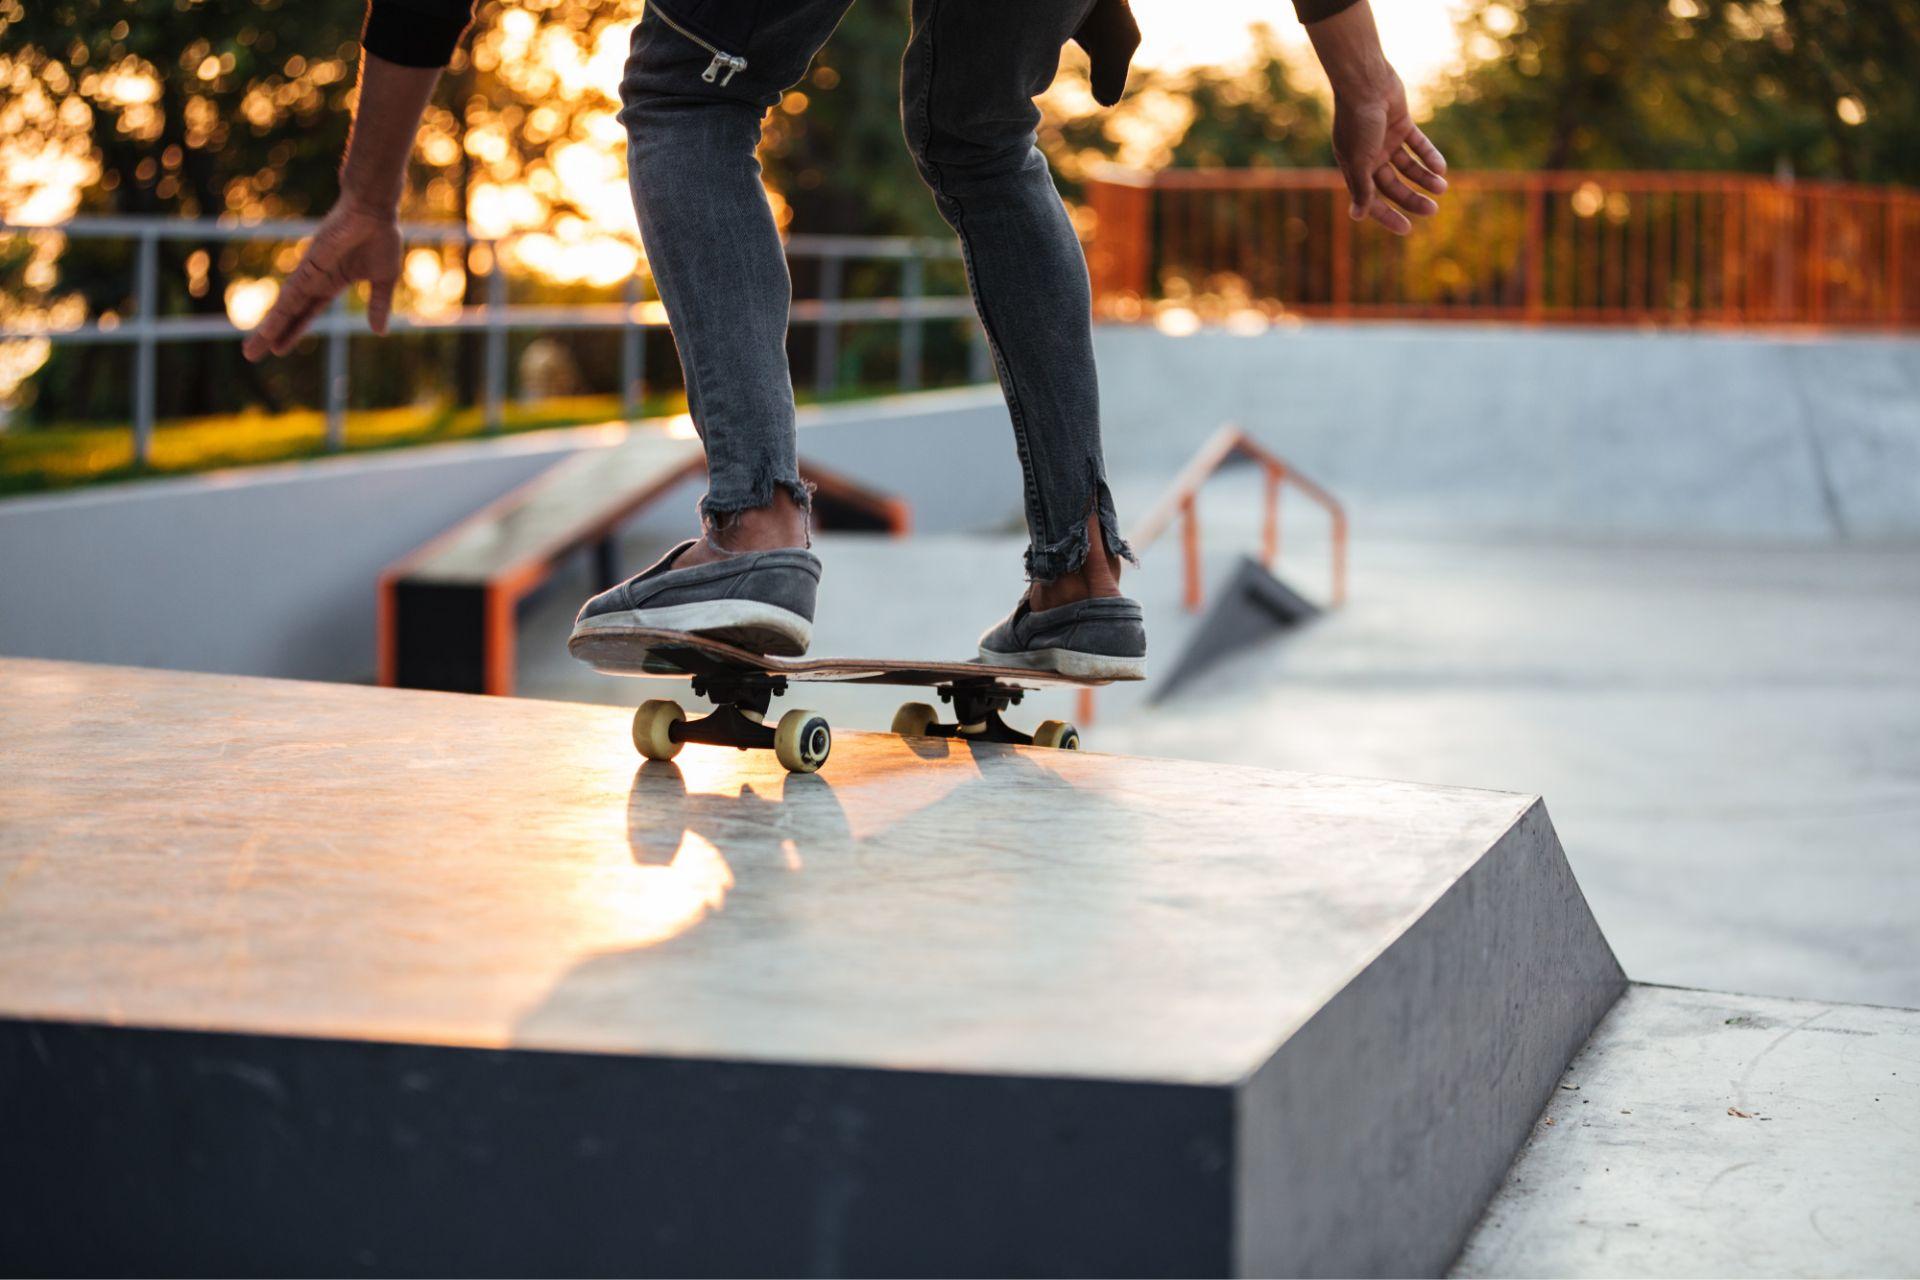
[890,702,939,737]
[632,699,685,761]
[774,708,832,774]
[1032,720,1080,751]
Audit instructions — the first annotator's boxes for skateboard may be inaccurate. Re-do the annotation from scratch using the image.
[569,625,1113,774]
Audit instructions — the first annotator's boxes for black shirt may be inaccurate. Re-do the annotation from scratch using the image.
[360,0,1362,70]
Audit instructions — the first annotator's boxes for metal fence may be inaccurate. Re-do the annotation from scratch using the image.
[1085,168,1920,330]
[0,216,988,466]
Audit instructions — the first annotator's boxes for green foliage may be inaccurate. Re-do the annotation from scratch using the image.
[2,0,363,221]
[1042,25,1332,196]
[761,0,947,238]
[1426,0,1920,183]
[1154,28,1330,170]
[2,0,366,424]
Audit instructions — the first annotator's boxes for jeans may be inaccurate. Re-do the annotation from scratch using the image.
[618,0,1134,580]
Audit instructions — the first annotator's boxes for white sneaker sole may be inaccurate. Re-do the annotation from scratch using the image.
[978,646,1147,681]
[571,599,813,655]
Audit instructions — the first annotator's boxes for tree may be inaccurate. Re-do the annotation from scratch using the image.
[1425,0,1920,184]
[1042,24,1332,189]
[2,0,364,422]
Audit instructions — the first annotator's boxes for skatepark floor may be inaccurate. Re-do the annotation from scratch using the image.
[520,516,1920,1013]
[1452,984,1920,1278]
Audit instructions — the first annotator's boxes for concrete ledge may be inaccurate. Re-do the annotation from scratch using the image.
[1241,800,1624,1274]
[0,659,1622,1275]
[0,388,1012,683]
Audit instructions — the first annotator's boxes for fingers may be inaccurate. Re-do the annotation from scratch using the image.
[1406,124,1447,177]
[242,285,305,362]
[1365,198,1414,236]
[1355,126,1452,236]
[1372,163,1438,219]
[243,256,342,361]
[367,275,396,336]
[1341,163,1375,222]
[244,265,320,361]
[272,293,332,356]
[1391,145,1448,196]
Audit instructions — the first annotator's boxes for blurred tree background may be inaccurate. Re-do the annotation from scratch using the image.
[1425,0,1919,184]
[2,0,1915,438]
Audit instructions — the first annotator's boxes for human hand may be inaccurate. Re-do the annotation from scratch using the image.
[242,198,403,361]
[1307,1,1448,235]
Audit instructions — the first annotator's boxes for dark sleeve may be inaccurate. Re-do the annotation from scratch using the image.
[361,0,477,68]
[1294,0,1361,23]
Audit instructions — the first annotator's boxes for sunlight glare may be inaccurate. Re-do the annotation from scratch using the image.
[573,829,735,951]
[1125,0,1470,104]
[225,278,278,329]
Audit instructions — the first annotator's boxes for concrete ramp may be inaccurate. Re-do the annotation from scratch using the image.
[0,658,1623,1276]
[1096,325,1920,541]
[1155,554,1322,702]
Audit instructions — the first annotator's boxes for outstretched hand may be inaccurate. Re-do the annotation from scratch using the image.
[1330,67,1448,236]
[242,199,403,361]
[1306,0,1448,237]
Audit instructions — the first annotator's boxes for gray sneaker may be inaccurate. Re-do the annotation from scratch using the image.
[977,594,1147,680]
[569,539,820,656]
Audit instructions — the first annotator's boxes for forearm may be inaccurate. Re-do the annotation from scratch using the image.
[1303,0,1394,96]
[337,52,442,214]
[1293,0,1361,27]
[341,0,475,211]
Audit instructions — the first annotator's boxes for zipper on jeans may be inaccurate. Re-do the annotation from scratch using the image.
[652,5,748,85]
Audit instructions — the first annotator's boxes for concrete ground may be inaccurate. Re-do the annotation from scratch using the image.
[1092,506,1920,1011]
[1452,984,1920,1278]
[522,489,1920,1011]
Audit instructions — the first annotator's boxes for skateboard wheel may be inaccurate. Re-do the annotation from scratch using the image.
[632,699,685,761]
[1032,720,1080,751]
[774,709,832,774]
[890,702,939,737]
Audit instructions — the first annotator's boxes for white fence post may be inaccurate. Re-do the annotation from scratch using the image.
[813,251,842,397]
[132,230,158,468]
[324,295,349,450]
[620,275,644,421]
[484,243,506,432]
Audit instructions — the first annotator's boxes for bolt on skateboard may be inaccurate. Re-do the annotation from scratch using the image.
[569,625,1118,774]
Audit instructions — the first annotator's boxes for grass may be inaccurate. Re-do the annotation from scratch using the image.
[0,379,937,498]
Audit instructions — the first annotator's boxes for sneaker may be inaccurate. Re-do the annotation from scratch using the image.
[977,594,1147,680]
[568,539,820,657]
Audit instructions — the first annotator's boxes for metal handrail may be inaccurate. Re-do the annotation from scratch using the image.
[0,216,985,466]
[1070,423,1346,728]
[1129,423,1348,612]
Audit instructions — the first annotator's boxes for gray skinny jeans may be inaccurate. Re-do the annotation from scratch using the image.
[618,0,1134,580]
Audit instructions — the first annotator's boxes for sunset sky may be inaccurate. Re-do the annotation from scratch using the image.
[1128,0,1470,103]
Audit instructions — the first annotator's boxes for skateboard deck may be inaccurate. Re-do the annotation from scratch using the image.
[570,625,1109,774]
[569,625,1112,689]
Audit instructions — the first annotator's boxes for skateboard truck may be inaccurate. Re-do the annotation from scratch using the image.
[676,674,784,751]
[633,669,833,774]
[891,678,1081,751]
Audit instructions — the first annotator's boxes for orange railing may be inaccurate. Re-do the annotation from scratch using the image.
[1076,425,1344,725]
[1086,169,1920,330]
[1130,424,1348,613]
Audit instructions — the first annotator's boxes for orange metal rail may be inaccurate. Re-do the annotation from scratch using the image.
[1128,424,1348,614]
[1076,426,1345,726]
[1085,168,1920,331]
